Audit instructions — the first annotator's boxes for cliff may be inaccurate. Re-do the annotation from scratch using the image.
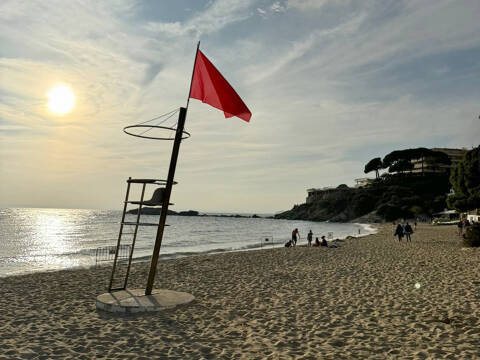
[275,173,450,222]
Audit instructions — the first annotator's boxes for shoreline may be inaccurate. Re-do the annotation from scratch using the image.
[0,221,376,279]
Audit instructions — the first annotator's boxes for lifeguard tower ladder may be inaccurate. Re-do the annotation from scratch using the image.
[108,178,172,291]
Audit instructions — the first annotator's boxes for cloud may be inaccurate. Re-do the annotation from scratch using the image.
[145,0,256,37]
[142,63,164,85]
[270,2,287,13]
[257,8,267,18]
[287,0,334,11]
[242,11,366,84]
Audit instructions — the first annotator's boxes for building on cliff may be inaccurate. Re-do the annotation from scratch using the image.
[466,209,480,223]
[354,177,375,188]
[411,147,467,174]
[306,147,467,205]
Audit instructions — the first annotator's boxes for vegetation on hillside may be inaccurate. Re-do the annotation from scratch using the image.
[276,147,454,222]
[363,147,451,177]
[364,157,382,178]
[276,173,450,222]
[447,146,480,212]
[447,145,480,247]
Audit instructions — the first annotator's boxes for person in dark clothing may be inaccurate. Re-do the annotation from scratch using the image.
[291,228,299,246]
[394,223,404,241]
[314,237,320,247]
[307,230,313,247]
[404,222,413,242]
[321,236,328,247]
[457,220,463,236]
[462,220,471,239]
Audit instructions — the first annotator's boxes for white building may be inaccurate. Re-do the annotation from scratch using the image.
[354,178,375,188]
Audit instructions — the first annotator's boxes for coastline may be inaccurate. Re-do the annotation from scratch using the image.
[1,224,479,358]
[0,222,375,279]
[0,210,373,278]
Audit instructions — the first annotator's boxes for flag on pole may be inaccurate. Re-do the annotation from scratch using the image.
[189,49,252,122]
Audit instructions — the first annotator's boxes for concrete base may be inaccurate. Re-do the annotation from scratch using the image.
[96,289,195,313]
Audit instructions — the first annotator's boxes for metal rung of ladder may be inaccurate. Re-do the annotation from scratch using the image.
[125,200,174,205]
[123,222,169,227]
[109,287,125,292]
[122,221,157,227]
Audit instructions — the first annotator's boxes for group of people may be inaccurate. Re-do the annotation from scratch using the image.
[393,222,414,242]
[285,228,301,247]
[285,228,338,248]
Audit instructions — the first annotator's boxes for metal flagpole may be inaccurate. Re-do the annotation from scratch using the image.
[186,41,200,110]
[145,41,200,295]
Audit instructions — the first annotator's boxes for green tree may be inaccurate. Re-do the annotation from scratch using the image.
[383,148,451,175]
[382,150,405,168]
[364,157,383,178]
[383,148,421,174]
[388,159,414,174]
[407,147,431,175]
[447,145,480,211]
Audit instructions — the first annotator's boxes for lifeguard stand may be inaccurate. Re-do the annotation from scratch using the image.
[96,107,195,313]
[96,41,250,313]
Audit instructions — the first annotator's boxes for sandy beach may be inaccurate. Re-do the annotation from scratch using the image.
[1,224,479,359]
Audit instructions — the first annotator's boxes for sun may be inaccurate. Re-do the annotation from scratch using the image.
[46,84,76,116]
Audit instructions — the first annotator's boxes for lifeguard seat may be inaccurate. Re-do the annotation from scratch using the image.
[130,187,166,206]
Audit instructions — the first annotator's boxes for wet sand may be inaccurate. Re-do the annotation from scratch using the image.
[0,224,479,359]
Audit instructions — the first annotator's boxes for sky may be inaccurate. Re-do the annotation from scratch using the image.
[1,0,479,213]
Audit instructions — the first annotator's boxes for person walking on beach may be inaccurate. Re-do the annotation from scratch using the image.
[307,230,313,247]
[457,220,463,236]
[291,228,299,247]
[394,223,404,242]
[463,219,471,236]
[404,222,413,242]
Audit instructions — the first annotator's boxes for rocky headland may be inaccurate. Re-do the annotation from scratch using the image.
[275,173,451,223]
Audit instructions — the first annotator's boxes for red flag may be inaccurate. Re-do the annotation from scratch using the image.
[189,50,251,122]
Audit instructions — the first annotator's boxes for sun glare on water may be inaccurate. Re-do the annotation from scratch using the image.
[46,84,76,116]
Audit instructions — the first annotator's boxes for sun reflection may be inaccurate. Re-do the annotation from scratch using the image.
[31,209,79,268]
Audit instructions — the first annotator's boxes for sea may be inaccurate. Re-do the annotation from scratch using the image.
[0,208,375,277]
